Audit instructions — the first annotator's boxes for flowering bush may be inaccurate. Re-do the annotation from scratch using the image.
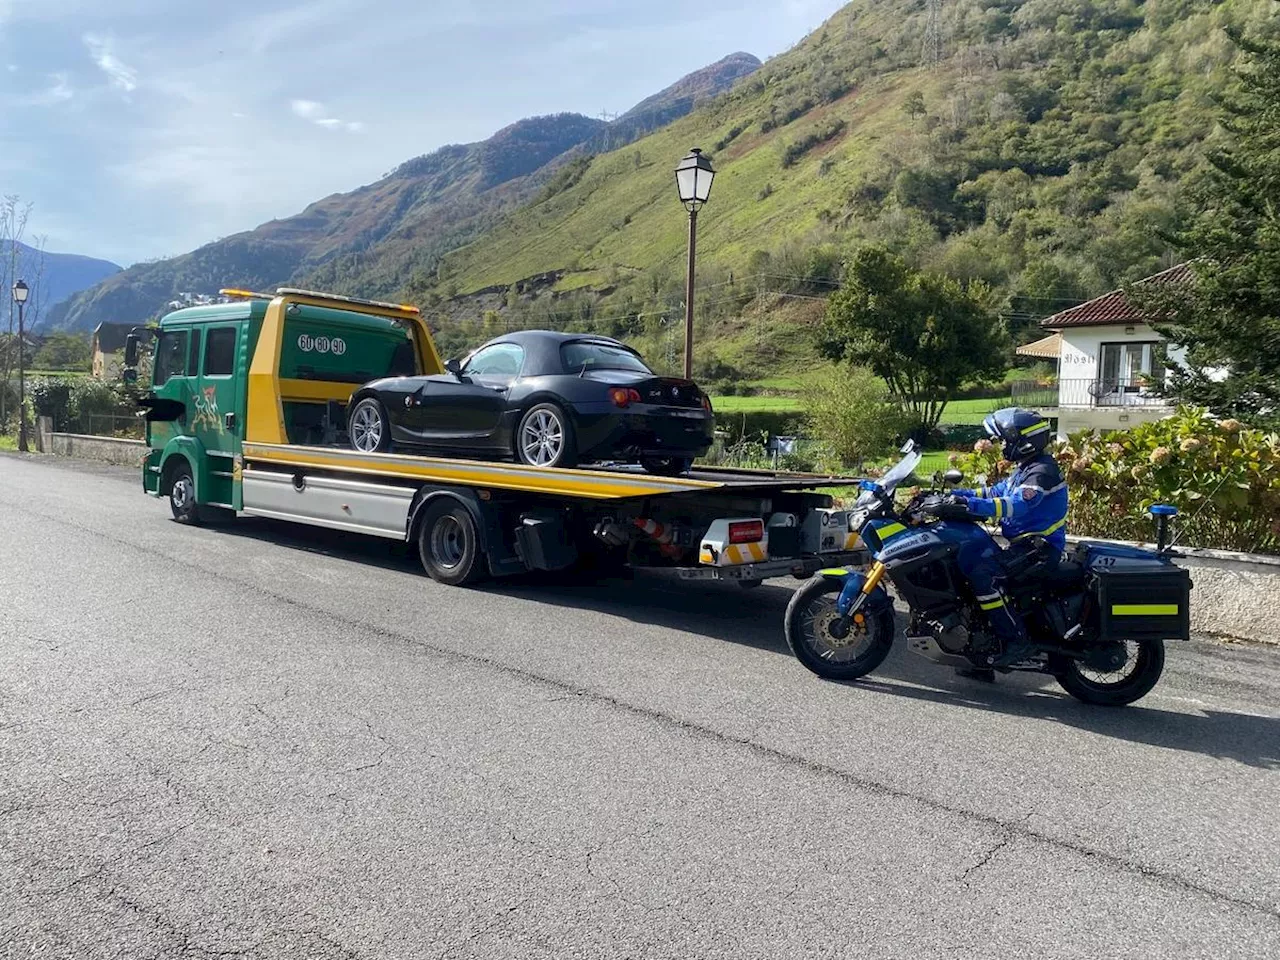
[953,407,1280,554]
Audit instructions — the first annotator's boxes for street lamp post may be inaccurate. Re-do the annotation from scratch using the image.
[675,148,715,380]
[11,279,29,453]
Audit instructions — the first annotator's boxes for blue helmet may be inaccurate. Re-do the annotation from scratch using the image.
[982,408,1053,462]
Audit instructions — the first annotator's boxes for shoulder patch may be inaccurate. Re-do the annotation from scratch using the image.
[1022,487,1038,501]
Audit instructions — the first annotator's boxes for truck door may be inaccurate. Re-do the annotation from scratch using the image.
[148,326,195,448]
[195,323,244,507]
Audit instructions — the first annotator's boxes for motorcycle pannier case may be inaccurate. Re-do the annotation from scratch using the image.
[1087,549,1191,642]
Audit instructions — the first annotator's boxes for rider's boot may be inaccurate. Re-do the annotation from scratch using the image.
[980,594,1034,667]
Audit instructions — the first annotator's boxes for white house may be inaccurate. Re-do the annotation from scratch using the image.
[1020,264,1190,440]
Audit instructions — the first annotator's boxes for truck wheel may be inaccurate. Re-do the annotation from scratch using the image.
[785,576,896,681]
[517,403,578,468]
[1053,639,1165,706]
[166,460,201,525]
[418,499,487,586]
[349,397,391,453]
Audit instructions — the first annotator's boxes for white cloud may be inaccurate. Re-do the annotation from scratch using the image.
[84,34,138,94]
[19,72,74,106]
[290,99,323,119]
[290,98,360,132]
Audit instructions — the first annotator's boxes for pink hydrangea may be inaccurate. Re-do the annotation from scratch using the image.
[1219,419,1242,434]
[1180,438,1202,453]
[974,439,994,454]
[1150,446,1172,465]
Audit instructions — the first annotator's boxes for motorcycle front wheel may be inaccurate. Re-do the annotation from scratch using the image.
[1053,639,1166,707]
[785,577,896,681]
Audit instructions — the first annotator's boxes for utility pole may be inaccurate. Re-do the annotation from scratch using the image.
[11,279,29,452]
[923,0,943,69]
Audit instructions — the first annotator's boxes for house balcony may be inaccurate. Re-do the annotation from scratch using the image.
[1011,378,1173,412]
[1057,378,1172,409]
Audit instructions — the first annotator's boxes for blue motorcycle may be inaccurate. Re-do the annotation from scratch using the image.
[784,443,1193,706]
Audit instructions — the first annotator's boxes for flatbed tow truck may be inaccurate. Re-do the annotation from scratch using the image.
[126,287,867,588]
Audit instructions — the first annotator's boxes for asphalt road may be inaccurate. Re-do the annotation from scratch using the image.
[2,453,1279,959]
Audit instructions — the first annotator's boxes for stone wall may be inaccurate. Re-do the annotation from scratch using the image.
[47,433,147,468]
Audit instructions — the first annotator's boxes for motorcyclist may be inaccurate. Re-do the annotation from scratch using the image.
[949,408,1068,668]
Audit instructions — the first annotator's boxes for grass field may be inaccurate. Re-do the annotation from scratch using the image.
[711,394,804,413]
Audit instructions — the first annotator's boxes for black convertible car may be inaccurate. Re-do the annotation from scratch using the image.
[345,330,715,474]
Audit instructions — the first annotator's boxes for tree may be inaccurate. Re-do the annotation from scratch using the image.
[1132,31,1280,429]
[819,245,1006,428]
[902,91,927,121]
[801,366,908,468]
[33,332,91,372]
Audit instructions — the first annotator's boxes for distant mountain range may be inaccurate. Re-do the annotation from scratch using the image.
[1,241,120,326]
[47,52,762,333]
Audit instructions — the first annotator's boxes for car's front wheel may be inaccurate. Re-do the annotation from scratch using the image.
[516,403,578,468]
[348,397,391,453]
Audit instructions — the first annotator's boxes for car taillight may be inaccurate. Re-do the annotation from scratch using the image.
[610,388,642,408]
[701,393,713,413]
[728,520,765,544]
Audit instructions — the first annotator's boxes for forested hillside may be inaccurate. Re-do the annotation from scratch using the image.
[48,54,761,333]
[423,0,1279,376]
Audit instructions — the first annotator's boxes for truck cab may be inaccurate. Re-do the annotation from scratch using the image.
[135,288,441,517]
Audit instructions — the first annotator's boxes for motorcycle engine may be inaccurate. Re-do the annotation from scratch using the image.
[929,612,971,654]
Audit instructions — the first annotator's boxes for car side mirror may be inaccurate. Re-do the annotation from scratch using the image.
[445,358,464,379]
[943,469,963,486]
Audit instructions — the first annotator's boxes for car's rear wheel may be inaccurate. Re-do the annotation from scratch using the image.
[349,397,391,453]
[517,403,578,468]
[640,456,693,476]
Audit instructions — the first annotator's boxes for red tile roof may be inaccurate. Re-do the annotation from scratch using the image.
[1041,263,1193,329]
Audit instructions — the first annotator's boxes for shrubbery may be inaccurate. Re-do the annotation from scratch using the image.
[951,408,1280,555]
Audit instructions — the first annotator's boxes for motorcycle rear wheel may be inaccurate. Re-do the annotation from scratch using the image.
[1053,639,1165,707]
[785,577,896,681]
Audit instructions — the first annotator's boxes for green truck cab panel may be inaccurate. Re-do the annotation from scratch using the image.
[144,297,419,510]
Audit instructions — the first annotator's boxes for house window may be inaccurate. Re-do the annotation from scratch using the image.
[203,328,238,377]
[1098,342,1165,392]
[153,330,188,386]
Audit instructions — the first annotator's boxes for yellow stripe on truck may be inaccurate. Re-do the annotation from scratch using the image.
[1112,604,1179,616]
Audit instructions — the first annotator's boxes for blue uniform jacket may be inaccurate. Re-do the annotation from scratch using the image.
[959,453,1069,550]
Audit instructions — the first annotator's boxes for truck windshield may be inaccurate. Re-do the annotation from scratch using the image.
[561,341,651,374]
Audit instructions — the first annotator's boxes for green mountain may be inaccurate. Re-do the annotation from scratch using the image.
[422,0,1278,378]
[47,53,761,334]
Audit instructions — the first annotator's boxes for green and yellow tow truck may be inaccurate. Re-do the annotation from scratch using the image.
[126,287,866,587]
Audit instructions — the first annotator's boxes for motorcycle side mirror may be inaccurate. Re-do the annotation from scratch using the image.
[943,469,963,485]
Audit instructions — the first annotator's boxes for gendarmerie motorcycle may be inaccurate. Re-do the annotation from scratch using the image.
[784,443,1192,706]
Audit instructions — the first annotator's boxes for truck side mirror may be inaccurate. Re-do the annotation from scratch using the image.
[122,368,138,385]
[124,334,139,367]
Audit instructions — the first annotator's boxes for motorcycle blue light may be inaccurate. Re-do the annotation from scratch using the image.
[1150,504,1179,517]
[859,480,878,491]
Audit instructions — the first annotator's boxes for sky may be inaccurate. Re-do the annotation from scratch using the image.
[0,0,848,267]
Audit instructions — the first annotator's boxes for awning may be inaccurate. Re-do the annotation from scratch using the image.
[1016,333,1061,359]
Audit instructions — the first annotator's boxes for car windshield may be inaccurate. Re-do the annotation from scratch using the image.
[561,341,651,374]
